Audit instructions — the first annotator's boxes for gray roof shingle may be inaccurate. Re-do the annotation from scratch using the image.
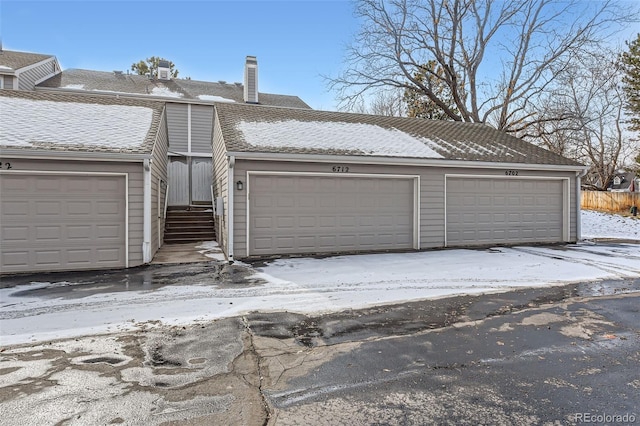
[38,69,311,109]
[0,50,55,72]
[0,90,164,155]
[215,102,584,167]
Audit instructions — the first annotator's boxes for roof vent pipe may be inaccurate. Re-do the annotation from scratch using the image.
[243,55,258,104]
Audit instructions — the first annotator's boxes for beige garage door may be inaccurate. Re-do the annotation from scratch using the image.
[446,177,565,246]
[249,174,415,256]
[1,173,126,273]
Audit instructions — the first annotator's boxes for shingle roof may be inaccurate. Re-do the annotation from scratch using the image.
[216,102,584,167]
[38,69,311,109]
[0,90,164,155]
[0,50,54,72]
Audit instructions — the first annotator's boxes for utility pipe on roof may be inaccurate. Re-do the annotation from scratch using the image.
[227,155,235,264]
[576,168,589,241]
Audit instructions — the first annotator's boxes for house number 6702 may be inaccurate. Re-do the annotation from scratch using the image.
[505,170,518,176]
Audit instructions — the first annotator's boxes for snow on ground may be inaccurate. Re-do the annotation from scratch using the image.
[581,209,640,240]
[1,210,639,346]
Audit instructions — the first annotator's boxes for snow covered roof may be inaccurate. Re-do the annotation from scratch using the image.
[0,90,163,155]
[215,103,584,166]
[38,69,311,109]
[0,50,55,73]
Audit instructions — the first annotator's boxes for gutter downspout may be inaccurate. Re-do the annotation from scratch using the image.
[143,158,152,263]
[227,155,235,264]
[576,168,589,242]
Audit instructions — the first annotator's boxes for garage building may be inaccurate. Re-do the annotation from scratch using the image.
[0,90,168,274]
[212,102,587,261]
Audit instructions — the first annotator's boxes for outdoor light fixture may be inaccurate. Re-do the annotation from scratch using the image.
[236,180,244,191]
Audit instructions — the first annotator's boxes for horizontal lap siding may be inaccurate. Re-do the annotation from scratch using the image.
[232,160,578,257]
[212,117,228,255]
[0,158,145,266]
[151,109,169,254]
[17,59,58,90]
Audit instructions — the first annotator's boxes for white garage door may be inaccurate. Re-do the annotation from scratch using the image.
[1,173,127,273]
[446,177,566,246]
[248,174,416,256]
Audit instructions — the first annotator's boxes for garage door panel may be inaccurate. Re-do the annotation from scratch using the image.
[249,175,415,255]
[1,174,126,273]
[446,177,564,246]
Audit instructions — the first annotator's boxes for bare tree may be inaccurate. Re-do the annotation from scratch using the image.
[534,53,633,190]
[329,0,634,135]
[351,89,407,116]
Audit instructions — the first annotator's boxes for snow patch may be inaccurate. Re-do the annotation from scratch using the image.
[150,86,183,98]
[0,97,154,149]
[582,210,640,240]
[63,84,85,90]
[237,120,445,158]
[198,95,235,102]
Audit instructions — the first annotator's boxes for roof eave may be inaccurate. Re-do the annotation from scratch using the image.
[226,151,587,172]
[0,148,151,162]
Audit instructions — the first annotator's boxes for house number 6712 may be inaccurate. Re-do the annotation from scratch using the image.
[332,165,350,173]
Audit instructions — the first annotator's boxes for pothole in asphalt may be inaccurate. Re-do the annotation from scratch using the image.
[292,321,324,347]
[79,356,129,366]
[576,278,640,297]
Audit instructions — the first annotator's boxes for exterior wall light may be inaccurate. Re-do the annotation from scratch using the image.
[236,180,244,191]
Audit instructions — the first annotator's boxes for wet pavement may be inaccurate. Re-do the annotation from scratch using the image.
[2,262,264,299]
[1,243,640,424]
[1,281,638,425]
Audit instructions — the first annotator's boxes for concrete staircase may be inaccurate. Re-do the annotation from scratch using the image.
[163,207,216,244]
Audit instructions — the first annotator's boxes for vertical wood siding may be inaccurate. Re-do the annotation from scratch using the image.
[191,105,214,154]
[166,103,188,152]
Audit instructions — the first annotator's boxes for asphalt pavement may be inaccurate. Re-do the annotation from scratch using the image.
[1,277,639,425]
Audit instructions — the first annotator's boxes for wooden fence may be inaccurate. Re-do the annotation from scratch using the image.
[581,190,639,212]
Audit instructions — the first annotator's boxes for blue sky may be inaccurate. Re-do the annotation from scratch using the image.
[1,0,359,110]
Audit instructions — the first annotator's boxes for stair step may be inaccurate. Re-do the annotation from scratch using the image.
[163,208,216,245]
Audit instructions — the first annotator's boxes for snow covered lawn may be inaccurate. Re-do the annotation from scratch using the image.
[1,210,639,346]
[581,209,640,240]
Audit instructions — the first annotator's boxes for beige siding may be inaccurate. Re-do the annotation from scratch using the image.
[0,158,146,267]
[232,160,578,258]
[17,58,58,90]
[150,108,169,255]
[191,105,214,154]
[212,116,229,255]
[166,103,188,152]
[4,75,15,89]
